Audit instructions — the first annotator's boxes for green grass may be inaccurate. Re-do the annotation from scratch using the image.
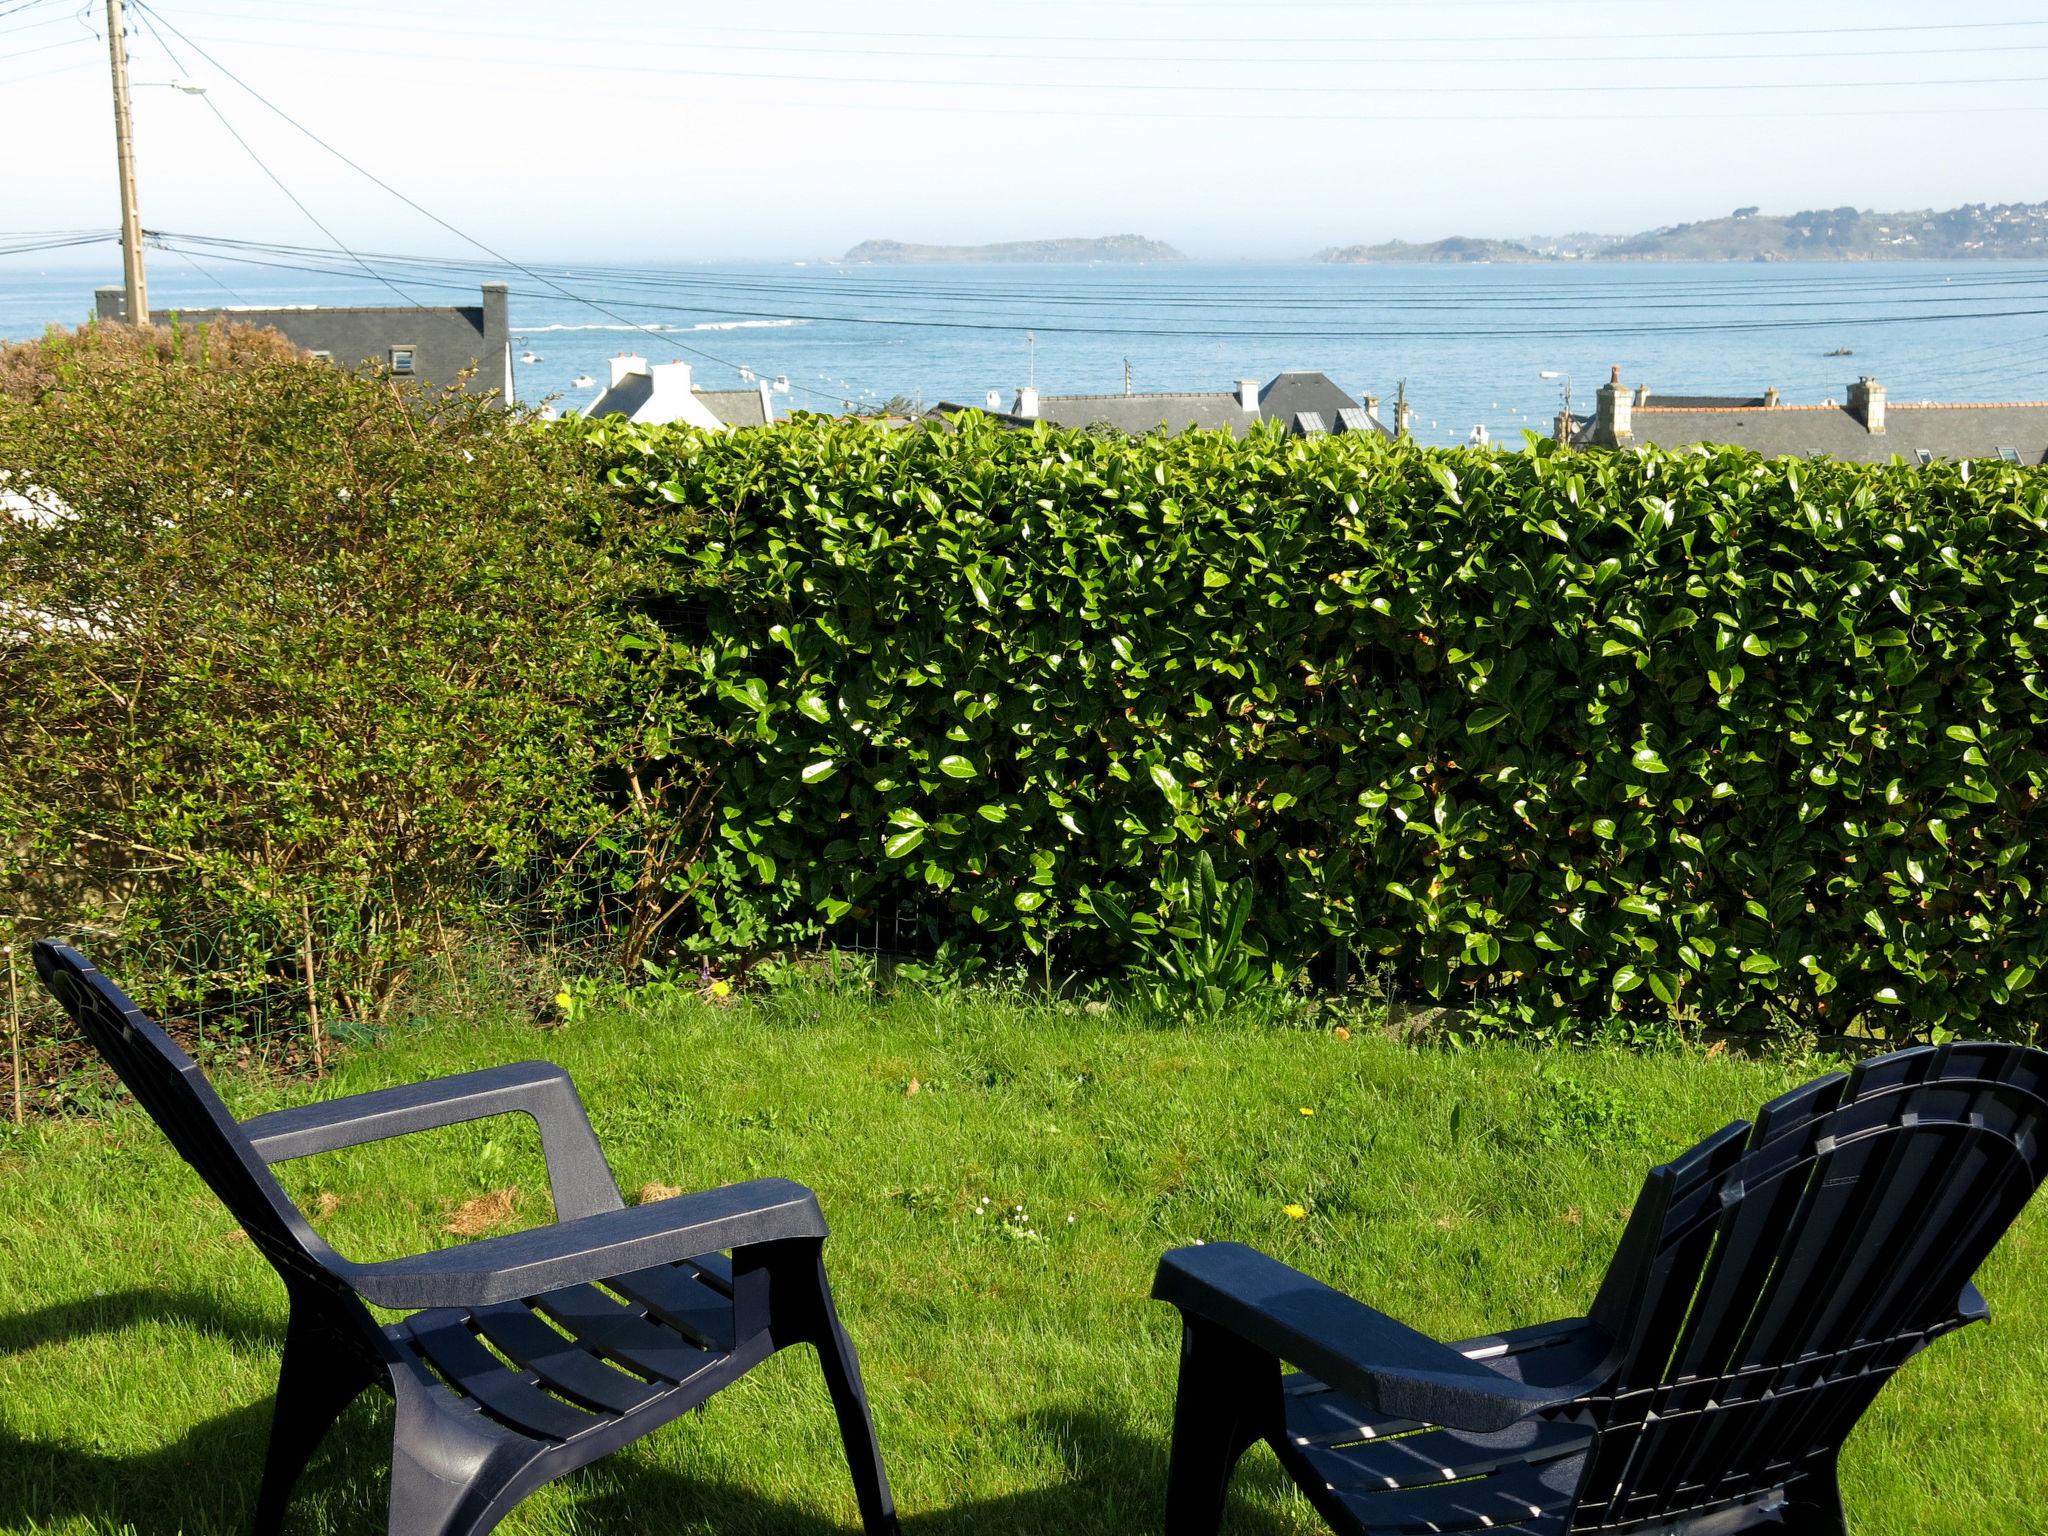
[1,984,2041,1535]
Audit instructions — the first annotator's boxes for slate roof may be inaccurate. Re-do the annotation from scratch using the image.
[1258,371,1365,432]
[1036,391,1257,435]
[694,388,770,428]
[583,374,653,419]
[1626,402,2048,464]
[1633,394,1768,410]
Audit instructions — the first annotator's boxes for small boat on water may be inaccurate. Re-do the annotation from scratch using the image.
[1825,346,1854,357]
[520,350,543,364]
[572,374,595,389]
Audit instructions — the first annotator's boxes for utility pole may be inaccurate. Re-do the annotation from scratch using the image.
[1124,357,1132,396]
[1026,331,1037,390]
[105,0,148,324]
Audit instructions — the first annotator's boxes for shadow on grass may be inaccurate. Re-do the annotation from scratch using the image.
[0,1289,1301,1535]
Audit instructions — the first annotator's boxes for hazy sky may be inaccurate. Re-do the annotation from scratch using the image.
[3,0,2046,261]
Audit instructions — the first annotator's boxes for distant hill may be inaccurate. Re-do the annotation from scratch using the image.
[843,234,1184,264]
[1605,202,2048,260]
[1314,202,2048,264]
[1315,237,1548,265]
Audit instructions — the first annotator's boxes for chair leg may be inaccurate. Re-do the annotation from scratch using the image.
[1163,1317,1281,1536]
[252,1311,377,1536]
[1777,1463,1851,1535]
[792,1253,900,1536]
[386,1390,527,1536]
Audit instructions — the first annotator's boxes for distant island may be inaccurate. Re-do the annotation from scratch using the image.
[1314,236,1548,265]
[843,234,1184,264]
[1317,201,2048,263]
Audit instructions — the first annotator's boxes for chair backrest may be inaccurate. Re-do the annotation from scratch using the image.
[1570,1042,2048,1532]
[32,941,335,1292]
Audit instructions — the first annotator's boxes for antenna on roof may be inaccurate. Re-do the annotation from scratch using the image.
[1027,331,1037,390]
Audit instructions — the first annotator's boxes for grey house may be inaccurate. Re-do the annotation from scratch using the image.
[1564,365,2048,464]
[94,282,515,399]
[931,371,1402,438]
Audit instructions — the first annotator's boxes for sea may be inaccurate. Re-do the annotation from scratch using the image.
[4,257,2046,448]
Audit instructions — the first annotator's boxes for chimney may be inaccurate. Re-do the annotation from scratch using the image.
[1014,386,1040,419]
[985,389,1003,411]
[1763,386,1780,408]
[1555,409,1576,445]
[609,352,648,387]
[1363,394,1381,421]
[1395,397,1413,436]
[1848,375,1886,434]
[1595,364,1633,447]
[757,379,777,425]
[1238,378,1260,412]
[94,285,126,323]
[647,360,695,402]
[1633,383,1650,408]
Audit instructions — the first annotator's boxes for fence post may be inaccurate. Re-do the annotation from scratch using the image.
[299,895,325,1074]
[6,943,22,1126]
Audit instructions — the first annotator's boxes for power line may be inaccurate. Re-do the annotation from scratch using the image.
[129,2,883,405]
[163,31,2048,100]
[132,4,2048,66]
[143,236,2048,345]
[124,1,421,304]
[144,3,2048,49]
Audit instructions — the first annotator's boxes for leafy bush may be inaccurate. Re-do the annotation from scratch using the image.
[583,412,2048,1046]
[0,326,630,1022]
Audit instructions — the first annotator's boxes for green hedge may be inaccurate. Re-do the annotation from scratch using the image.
[588,413,2048,1044]
[1,325,632,1024]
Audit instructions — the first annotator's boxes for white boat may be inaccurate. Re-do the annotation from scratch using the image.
[520,350,542,364]
[772,375,791,394]
[572,374,595,389]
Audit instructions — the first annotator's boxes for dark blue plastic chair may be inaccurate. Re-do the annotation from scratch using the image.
[1155,1042,2047,1535]
[34,940,898,1536]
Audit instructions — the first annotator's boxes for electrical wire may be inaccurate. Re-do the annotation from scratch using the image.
[124,2,423,304]
[130,0,888,403]
[142,237,2048,345]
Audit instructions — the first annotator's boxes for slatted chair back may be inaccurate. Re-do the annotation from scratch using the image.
[1571,1041,2047,1531]
[32,941,341,1297]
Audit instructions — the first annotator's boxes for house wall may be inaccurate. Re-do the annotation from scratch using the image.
[93,282,514,399]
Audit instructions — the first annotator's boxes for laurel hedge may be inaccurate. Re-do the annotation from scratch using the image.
[586,412,2048,1044]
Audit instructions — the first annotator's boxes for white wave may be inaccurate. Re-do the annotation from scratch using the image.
[515,318,808,334]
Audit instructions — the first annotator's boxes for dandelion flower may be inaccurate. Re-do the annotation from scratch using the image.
[1283,1203,1308,1221]
[1299,1106,1315,1117]
[709,979,732,999]
[553,991,573,1011]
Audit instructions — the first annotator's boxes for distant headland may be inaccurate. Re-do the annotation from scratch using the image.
[842,234,1185,264]
[1317,201,2048,264]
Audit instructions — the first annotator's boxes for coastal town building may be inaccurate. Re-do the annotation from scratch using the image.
[1560,365,2048,464]
[930,371,1402,438]
[576,353,777,430]
[93,282,516,398]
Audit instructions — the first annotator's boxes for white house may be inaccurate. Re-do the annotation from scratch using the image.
[578,354,774,430]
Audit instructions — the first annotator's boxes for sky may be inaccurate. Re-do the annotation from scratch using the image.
[2,0,2046,263]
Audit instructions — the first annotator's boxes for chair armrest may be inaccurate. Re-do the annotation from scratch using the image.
[1154,1243,1603,1434]
[240,1061,622,1220]
[336,1177,826,1309]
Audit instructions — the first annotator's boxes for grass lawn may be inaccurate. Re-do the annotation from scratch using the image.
[1,982,2041,1535]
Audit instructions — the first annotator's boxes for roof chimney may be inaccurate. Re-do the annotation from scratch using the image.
[647,360,695,404]
[1596,365,1633,447]
[1238,378,1260,412]
[1014,386,1040,419]
[758,379,777,426]
[1848,375,1886,434]
[1763,386,1780,408]
[1363,394,1381,421]
[609,352,648,388]
[1633,383,1650,408]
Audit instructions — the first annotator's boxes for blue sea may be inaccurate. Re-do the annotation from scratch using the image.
[4,257,2046,447]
